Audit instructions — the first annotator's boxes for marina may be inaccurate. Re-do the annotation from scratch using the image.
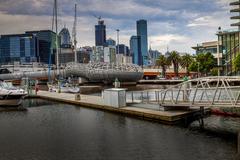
[0,0,240,159]
[0,98,238,160]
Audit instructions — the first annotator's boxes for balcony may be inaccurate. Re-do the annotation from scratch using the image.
[231,22,240,26]
[231,16,240,19]
[230,1,240,5]
[230,8,240,12]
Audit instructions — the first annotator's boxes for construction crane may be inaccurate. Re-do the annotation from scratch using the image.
[93,15,102,22]
[72,4,77,63]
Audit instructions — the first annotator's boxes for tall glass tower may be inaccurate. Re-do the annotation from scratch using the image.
[137,19,148,65]
[95,20,106,46]
[130,36,142,65]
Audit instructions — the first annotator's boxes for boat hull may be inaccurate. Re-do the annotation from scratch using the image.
[0,95,25,107]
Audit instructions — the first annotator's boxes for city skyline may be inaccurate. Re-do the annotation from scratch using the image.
[0,0,231,53]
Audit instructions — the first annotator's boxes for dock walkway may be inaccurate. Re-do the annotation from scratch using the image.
[29,91,206,124]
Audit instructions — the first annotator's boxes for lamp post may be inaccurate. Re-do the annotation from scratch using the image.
[197,62,200,78]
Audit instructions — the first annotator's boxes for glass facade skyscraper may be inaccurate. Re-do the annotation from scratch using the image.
[106,38,116,46]
[0,30,59,65]
[26,30,58,64]
[215,1,240,75]
[59,27,72,48]
[217,30,240,75]
[0,33,37,64]
[137,19,148,65]
[95,20,106,46]
[130,36,142,65]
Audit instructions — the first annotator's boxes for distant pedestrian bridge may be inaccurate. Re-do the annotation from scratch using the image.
[0,62,144,82]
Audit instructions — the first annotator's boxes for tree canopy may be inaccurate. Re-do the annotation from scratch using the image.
[189,52,215,75]
[233,53,240,73]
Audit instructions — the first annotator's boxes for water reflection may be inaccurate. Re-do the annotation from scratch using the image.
[0,99,238,160]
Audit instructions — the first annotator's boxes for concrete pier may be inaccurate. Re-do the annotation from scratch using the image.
[28,91,207,124]
[238,132,240,154]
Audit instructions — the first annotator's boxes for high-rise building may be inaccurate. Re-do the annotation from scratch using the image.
[137,19,148,65]
[216,1,240,76]
[0,33,38,64]
[95,20,106,46]
[116,44,129,55]
[58,27,74,65]
[106,38,116,46]
[149,48,161,66]
[26,30,59,65]
[59,27,72,48]
[92,46,104,62]
[104,46,116,63]
[130,36,142,65]
[77,47,91,63]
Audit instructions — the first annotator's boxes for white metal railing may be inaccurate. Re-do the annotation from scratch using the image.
[127,76,240,108]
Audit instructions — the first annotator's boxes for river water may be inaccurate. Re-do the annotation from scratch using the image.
[0,99,239,160]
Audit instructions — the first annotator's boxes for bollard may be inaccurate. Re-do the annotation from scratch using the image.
[114,78,120,88]
[75,94,81,101]
[141,92,143,103]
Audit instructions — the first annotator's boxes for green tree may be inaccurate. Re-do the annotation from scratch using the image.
[194,52,215,76]
[189,60,198,72]
[180,54,193,76]
[168,51,181,77]
[233,53,240,74]
[156,55,169,78]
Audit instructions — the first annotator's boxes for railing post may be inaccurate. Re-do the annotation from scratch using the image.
[158,91,160,104]
[131,91,134,103]
[141,91,143,103]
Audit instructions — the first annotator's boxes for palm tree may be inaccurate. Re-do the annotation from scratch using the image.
[168,51,181,78]
[180,54,193,76]
[156,55,169,78]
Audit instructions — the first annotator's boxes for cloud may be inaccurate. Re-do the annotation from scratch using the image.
[0,0,234,54]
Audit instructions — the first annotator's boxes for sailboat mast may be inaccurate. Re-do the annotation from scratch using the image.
[73,4,77,63]
[55,0,59,74]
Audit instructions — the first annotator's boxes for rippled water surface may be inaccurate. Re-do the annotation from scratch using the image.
[0,99,238,160]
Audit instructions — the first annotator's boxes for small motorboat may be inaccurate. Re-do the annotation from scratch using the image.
[48,82,80,94]
[0,80,27,107]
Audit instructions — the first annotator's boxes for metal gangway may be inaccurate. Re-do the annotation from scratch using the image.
[128,76,240,109]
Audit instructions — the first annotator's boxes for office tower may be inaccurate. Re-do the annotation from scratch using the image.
[137,19,148,65]
[26,30,59,64]
[59,27,72,48]
[130,36,142,65]
[0,33,38,64]
[95,20,106,46]
[106,38,116,46]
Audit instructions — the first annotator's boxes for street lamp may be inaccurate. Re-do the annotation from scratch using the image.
[197,62,200,78]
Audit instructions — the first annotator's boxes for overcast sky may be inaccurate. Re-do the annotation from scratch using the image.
[0,0,233,53]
